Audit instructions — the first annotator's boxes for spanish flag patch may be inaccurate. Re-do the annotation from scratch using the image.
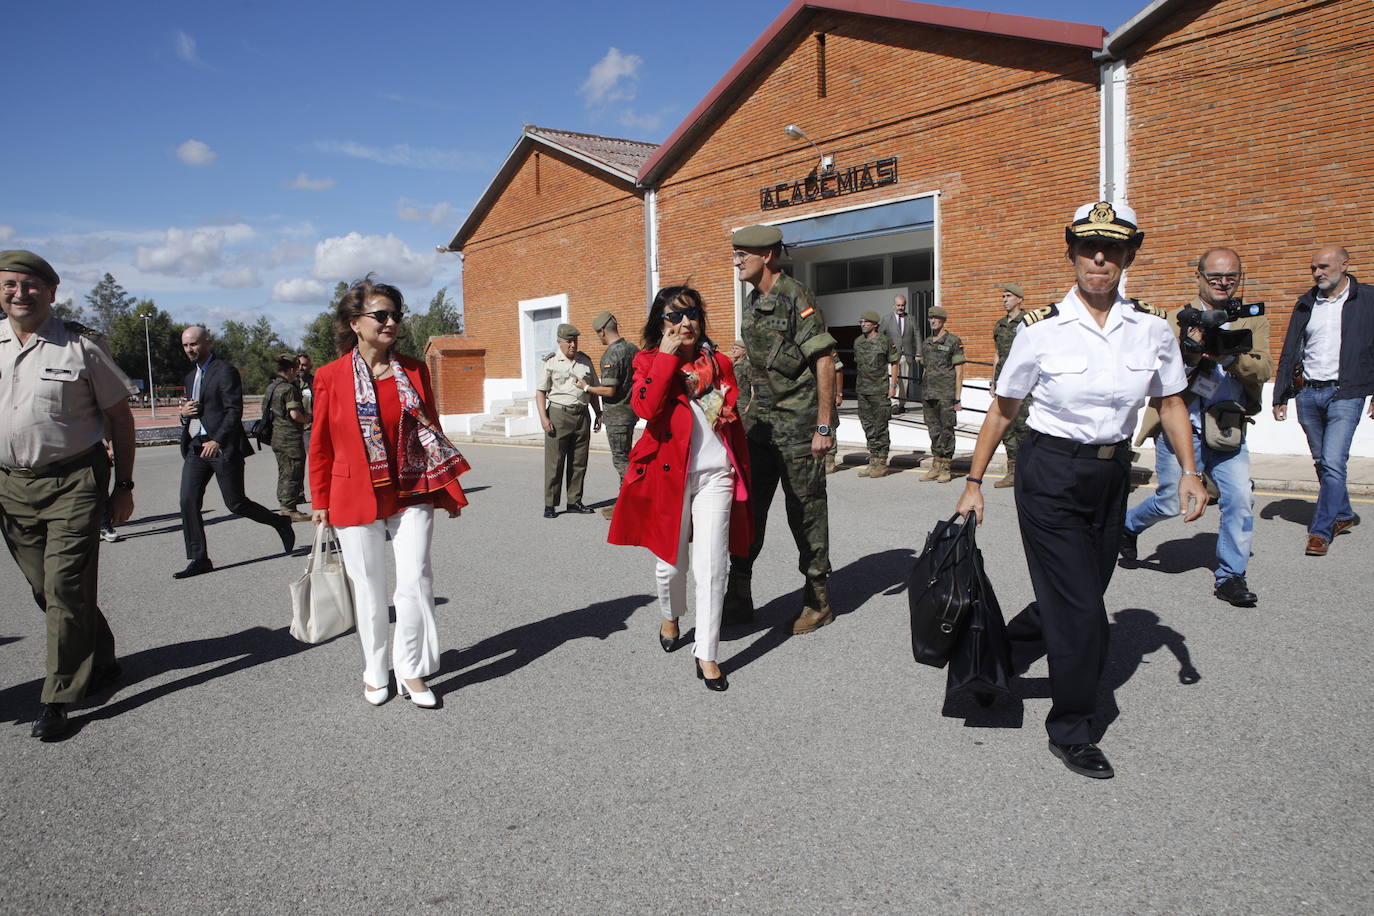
[799,305,815,319]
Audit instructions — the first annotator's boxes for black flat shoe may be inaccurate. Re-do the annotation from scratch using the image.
[566,502,595,514]
[695,658,729,692]
[1048,741,1114,779]
[31,703,71,741]
[543,506,557,519]
[1214,576,1258,607]
[173,558,214,579]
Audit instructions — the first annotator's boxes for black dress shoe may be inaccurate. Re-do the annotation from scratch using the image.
[659,627,681,653]
[173,558,214,579]
[1214,575,1258,607]
[566,502,595,514]
[31,703,71,740]
[274,517,296,553]
[543,506,557,519]
[695,658,729,692]
[1119,529,1138,561]
[1048,741,1114,779]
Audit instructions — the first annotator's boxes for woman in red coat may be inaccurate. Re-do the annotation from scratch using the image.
[309,276,470,709]
[607,286,752,691]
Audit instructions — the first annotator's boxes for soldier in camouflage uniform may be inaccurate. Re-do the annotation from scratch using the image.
[917,305,965,483]
[724,225,838,635]
[584,312,640,519]
[265,355,310,521]
[853,310,899,478]
[990,282,1031,488]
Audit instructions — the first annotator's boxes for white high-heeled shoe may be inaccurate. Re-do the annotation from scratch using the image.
[364,682,389,706]
[398,680,437,709]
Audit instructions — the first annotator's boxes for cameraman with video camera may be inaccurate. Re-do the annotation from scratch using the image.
[1121,247,1272,607]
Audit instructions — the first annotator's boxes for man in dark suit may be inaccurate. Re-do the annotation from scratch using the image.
[878,294,919,413]
[174,325,294,579]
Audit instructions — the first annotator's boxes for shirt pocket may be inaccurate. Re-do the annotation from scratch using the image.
[36,363,83,412]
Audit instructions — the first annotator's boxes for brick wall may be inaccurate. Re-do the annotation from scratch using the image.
[654,10,1103,366]
[460,144,645,380]
[425,335,486,415]
[1123,0,1374,359]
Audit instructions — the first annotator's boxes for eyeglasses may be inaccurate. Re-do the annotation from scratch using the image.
[363,310,402,324]
[1201,272,1241,285]
[664,306,703,324]
[0,279,48,294]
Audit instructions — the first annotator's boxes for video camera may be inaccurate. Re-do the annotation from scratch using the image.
[1176,298,1266,358]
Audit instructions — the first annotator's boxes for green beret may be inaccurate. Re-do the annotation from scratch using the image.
[591,311,615,332]
[860,310,881,324]
[557,323,580,340]
[0,250,60,286]
[928,306,949,319]
[999,281,1024,298]
[731,225,783,248]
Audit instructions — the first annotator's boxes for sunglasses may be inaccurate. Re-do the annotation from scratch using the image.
[363,309,402,325]
[663,306,703,324]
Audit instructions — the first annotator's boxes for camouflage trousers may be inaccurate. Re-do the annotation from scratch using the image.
[858,393,891,458]
[1001,396,1031,462]
[605,421,636,483]
[733,438,830,581]
[272,444,306,510]
[923,398,958,459]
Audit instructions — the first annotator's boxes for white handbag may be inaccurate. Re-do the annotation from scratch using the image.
[289,523,356,643]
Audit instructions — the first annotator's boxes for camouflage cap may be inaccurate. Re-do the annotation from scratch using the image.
[999,281,1025,298]
[591,311,616,332]
[928,306,949,319]
[731,225,783,248]
[557,323,580,339]
[860,310,882,324]
[0,250,59,286]
[1065,201,1144,247]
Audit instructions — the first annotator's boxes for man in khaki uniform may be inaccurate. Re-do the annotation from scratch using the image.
[537,323,602,517]
[0,250,136,741]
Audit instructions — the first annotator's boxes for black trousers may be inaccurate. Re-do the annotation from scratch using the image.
[180,441,281,561]
[1010,430,1130,745]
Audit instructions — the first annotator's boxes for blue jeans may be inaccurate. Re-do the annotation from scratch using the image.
[1295,386,1366,539]
[1125,429,1253,585]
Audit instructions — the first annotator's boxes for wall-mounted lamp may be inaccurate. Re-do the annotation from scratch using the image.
[783,124,833,172]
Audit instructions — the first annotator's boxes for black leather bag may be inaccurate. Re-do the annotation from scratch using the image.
[945,554,1013,704]
[908,513,980,668]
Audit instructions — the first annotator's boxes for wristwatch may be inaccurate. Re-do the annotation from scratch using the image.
[113,479,135,491]
[815,425,832,436]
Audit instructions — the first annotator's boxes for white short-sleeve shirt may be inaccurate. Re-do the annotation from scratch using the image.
[998,287,1186,445]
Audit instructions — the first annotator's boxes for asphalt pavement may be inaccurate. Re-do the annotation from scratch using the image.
[1,441,1370,914]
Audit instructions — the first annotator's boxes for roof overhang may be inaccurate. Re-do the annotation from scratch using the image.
[1097,0,1197,60]
[637,0,1107,187]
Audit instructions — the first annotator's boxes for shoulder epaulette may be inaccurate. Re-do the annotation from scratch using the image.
[1131,299,1166,319]
[1019,303,1058,326]
[63,320,102,340]
[542,351,557,361]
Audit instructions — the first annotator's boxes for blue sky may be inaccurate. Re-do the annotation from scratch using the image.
[6,0,1141,343]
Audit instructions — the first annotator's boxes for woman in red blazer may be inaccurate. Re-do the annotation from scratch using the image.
[309,276,470,709]
[607,286,752,691]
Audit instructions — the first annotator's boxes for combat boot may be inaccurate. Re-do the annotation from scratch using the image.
[920,459,941,481]
[994,458,1016,488]
[721,571,754,625]
[936,458,952,483]
[791,578,835,634]
[869,456,889,478]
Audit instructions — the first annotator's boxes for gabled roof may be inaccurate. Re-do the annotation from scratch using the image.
[637,0,1107,186]
[446,125,656,251]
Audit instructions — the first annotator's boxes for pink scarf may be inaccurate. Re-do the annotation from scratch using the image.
[351,349,470,496]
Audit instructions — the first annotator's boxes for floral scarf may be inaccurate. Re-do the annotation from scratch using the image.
[678,343,737,430]
[352,349,470,496]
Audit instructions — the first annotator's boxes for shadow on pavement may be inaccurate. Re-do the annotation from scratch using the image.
[1259,496,1314,529]
[943,606,1199,739]
[437,593,653,695]
[1118,531,1217,574]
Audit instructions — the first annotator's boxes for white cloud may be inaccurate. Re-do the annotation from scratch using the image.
[580,48,642,107]
[134,223,255,277]
[310,232,435,287]
[0,225,14,242]
[315,140,485,172]
[213,266,261,289]
[287,172,336,191]
[272,277,330,304]
[176,139,218,167]
[396,199,453,225]
[618,108,668,131]
[174,30,204,66]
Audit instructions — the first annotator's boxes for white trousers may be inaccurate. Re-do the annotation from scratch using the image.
[335,505,441,687]
[655,467,735,662]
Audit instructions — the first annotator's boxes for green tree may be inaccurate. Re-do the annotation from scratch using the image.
[299,282,348,366]
[397,286,463,360]
[52,297,90,324]
[216,316,288,394]
[105,300,187,396]
[83,273,137,335]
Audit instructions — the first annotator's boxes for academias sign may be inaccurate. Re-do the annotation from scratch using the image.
[760,157,898,210]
